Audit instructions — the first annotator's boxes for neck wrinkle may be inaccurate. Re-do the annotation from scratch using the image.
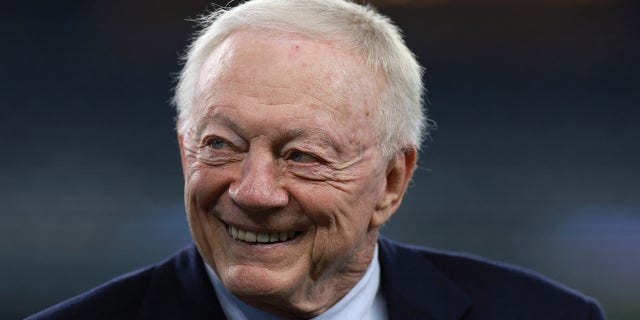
[205,244,384,320]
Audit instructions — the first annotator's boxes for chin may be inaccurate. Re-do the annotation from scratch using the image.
[221,263,299,298]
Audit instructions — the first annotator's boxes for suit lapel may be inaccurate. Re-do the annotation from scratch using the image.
[136,244,227,319]
[378,237,471,320]
[136,238,470,320]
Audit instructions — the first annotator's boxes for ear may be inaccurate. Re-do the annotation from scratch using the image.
[370,147,417,228]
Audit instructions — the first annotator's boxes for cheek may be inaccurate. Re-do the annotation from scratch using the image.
[293,174,385,259]
[293,168,386,225]
[185,163,236,211]
[184,164,237,258]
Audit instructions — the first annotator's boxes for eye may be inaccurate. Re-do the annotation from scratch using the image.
[207,137,230,150]
[287,150,319,163]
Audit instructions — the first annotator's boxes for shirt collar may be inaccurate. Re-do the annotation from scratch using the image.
[205,245,387,320]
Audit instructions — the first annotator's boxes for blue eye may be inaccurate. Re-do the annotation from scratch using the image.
[208,138,227,150]
[288,150,317,163]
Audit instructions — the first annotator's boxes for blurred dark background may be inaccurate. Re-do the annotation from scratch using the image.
[2,0,638,319]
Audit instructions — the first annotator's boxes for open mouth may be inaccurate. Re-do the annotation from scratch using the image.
[227,224,301,244]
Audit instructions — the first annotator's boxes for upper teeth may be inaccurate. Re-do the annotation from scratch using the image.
[229,225,297,243]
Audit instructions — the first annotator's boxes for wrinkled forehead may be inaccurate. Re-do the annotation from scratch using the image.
[193,28,383,118]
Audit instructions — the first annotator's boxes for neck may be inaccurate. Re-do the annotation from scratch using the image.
[239,231,380,318]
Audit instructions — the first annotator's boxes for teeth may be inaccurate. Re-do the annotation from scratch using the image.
[231,225,238,238]
[245,231,257,242]
[229,225,297,243]
[257,232,269,243]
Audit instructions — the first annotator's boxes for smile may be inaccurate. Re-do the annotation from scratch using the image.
[227,224,301,244]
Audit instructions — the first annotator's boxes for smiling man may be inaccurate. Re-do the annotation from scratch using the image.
[29,0,606,319]
[179,28,400,318]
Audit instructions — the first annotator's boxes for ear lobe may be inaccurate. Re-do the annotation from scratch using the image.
[370,147,418,228]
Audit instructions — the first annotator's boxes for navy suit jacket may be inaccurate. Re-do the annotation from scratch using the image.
[28,237,606,319]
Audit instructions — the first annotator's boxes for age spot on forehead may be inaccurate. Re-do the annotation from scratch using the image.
[288,43,302,59]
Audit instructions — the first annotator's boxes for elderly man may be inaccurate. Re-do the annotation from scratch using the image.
[30,0,606,319]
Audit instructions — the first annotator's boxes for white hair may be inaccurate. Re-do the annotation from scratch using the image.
[173,0,429,157]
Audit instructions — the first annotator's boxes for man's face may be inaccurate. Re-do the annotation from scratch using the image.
[179,29,405,316]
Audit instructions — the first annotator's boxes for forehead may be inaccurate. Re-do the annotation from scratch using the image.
[194,28,381,119]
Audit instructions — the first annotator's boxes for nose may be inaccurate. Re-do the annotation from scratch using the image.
[228,150,289,211]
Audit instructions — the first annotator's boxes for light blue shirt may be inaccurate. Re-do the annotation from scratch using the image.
[205,245,387,320]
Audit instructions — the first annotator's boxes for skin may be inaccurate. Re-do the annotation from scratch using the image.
[178,28,417,318]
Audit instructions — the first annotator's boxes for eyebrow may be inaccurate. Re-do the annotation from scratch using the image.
[194,112,239,137]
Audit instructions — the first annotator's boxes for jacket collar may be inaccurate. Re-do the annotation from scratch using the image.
[136,245,226,319]
[378,236,471,320]
[139,237,471,320]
